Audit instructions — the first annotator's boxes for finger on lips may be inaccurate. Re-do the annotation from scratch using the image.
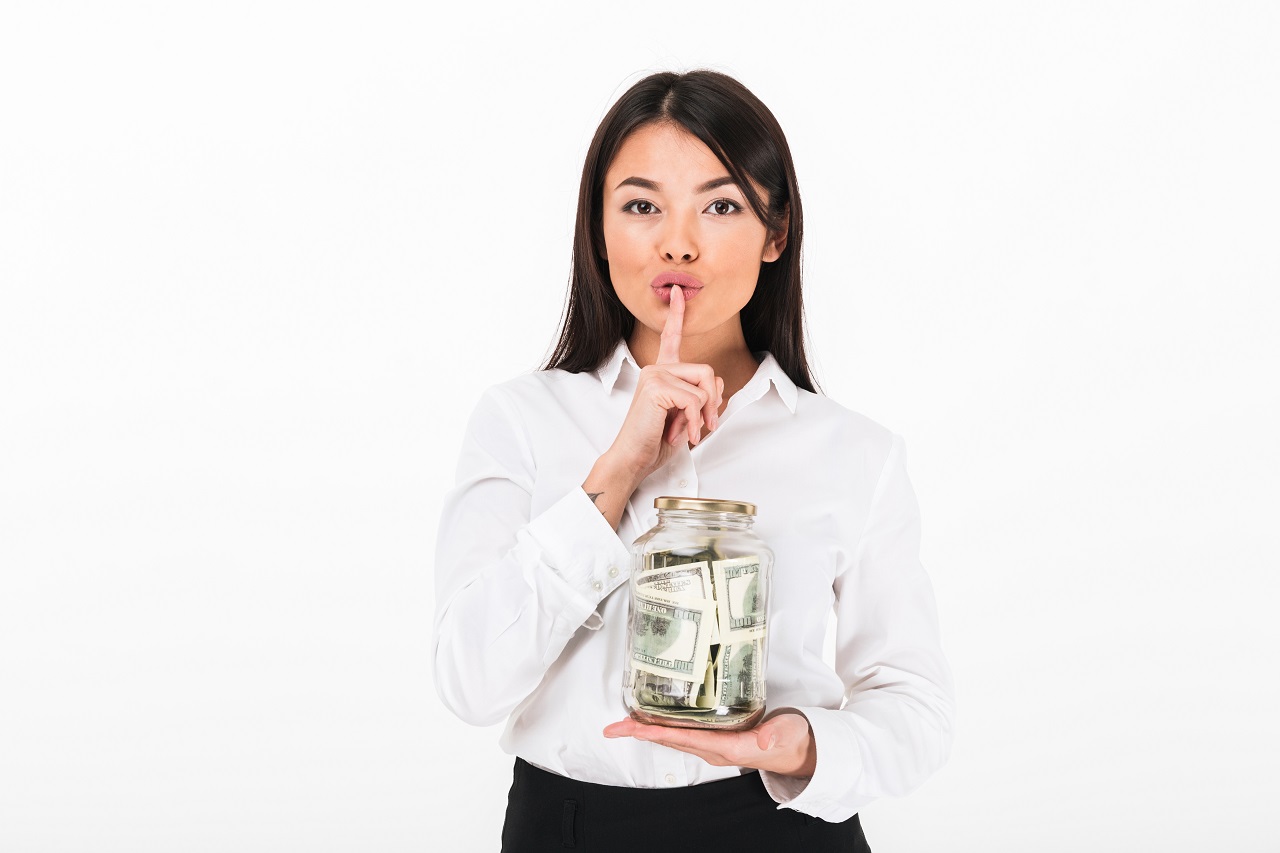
[656,284,685,365]
[652,284,724,445]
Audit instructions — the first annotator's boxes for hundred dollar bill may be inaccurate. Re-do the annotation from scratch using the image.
[711,556,766,642]
[634,653,720,711]
[718,638,764,705]
[629,595,715,683]
[636,562,719,644]
[647,545,724,574]
[636,561,714,602]
[630,610,720,709]
[632,670,701,708]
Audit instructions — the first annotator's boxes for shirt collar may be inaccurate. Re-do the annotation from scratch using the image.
[751,350,799,414]
[596,340,643,395]
[595,339,798,414]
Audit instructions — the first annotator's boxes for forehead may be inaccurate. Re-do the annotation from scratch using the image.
[605,123,726,185]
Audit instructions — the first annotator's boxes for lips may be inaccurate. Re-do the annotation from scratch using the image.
[650,272,704,304]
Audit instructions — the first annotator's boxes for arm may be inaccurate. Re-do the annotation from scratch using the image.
[760,434,956,820]
[432,386,633,726]
[436,286,723,727]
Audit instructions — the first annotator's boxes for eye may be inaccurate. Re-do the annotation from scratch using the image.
[623,200,659,215]
[706,199,742,216]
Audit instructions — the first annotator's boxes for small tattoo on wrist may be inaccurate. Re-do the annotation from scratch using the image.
[587,491,603,505]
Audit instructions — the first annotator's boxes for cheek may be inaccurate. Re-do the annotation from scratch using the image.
[602,222,640,269]
[719,234,768,277]
[731,229,770,262]
[608,235,646,269]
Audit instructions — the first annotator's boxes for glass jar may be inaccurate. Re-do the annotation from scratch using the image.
[622,496,773,730]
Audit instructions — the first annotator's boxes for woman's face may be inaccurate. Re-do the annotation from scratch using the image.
[601,122,785,354]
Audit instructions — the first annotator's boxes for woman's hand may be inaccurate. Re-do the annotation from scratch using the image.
[583,285,723,528]
[612,284,723,476]
[602,712,817,778]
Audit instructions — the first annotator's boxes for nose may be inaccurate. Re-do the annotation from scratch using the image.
[659,211,699,264]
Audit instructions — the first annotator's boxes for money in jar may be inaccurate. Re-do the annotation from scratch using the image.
[622,496,774,730]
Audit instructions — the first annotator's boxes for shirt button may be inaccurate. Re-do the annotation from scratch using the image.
[591,580,603,592]
[664,774,676,785]
[608,566,619,578]
[678,479,688,489]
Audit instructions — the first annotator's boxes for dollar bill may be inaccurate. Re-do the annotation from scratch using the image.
[629,594,715,683]
[647,545,724,572]
[636,562,718,644]
[636,561,714,602]
[632,670,701,708]
[718,638,764,705]
[711,556,766,642]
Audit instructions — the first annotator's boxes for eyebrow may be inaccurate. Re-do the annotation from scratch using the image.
[614,176,738,194]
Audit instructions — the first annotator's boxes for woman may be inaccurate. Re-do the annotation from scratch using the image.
[434,70,954,851]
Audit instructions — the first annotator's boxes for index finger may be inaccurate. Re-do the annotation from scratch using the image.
[656,284,684,364]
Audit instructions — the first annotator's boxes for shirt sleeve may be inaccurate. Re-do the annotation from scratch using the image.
[759,434,956,821]
[432,385,633,727]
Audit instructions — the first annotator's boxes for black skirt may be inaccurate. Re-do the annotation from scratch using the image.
[501,757,871,852]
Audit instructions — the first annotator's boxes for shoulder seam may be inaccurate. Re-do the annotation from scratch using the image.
[480,384,539,476]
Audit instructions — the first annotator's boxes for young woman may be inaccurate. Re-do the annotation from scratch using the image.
[434,70,954,852]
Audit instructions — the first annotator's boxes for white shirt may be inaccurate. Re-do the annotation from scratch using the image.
[432,341,954,822]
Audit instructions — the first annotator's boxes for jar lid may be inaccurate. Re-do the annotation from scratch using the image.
[654,496,757,515]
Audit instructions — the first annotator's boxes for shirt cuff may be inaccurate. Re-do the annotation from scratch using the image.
[517,486,634,630]
[758,706,865,822]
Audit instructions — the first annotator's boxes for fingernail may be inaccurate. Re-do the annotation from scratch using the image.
[767,734,778,749]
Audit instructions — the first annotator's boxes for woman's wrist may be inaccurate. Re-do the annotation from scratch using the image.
[582,450,644,531]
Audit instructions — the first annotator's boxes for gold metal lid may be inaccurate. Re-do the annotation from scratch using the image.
[654,496,757,515]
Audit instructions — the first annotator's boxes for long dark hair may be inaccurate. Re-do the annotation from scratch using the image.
[543,70,817,393]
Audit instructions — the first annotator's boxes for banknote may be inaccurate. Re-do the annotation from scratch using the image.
[717,638,764,705]
[636,562,719,645]
[711,556,766,642]
[632,670,701,708]
[629,594,715,682]
[635,561,714,603]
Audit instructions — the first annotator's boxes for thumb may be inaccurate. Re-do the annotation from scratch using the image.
[755,721,779,752]
[665,411,688,445]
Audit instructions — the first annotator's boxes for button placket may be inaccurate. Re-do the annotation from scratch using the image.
[653,751,686,787]
[669,445,696,495]
[672,460,697,494]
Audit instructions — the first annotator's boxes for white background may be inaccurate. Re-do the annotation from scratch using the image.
[2,2,1277,851]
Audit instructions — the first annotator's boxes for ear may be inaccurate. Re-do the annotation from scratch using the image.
[761,206,789,263]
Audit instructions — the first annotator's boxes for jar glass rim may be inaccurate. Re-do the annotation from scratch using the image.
[653,496,756,515]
